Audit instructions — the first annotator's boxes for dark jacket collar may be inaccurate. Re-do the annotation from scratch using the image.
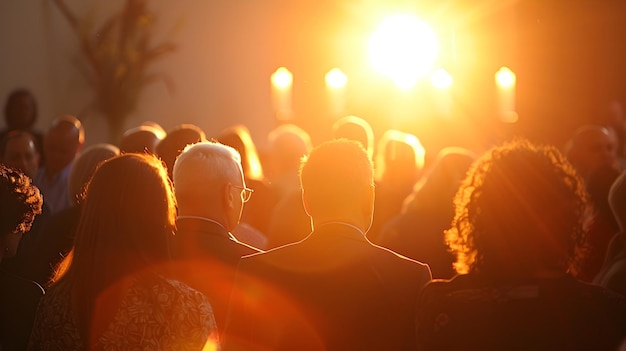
[175,216,233,240]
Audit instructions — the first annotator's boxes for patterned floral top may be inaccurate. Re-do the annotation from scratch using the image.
[28,274,219,350]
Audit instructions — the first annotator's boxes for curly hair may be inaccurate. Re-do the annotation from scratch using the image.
[0,163,42,235]
[446,139,590,278]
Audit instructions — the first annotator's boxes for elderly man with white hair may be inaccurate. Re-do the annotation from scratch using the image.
[171,141,262,338]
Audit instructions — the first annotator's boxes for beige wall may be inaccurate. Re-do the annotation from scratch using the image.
[1,0,279,149]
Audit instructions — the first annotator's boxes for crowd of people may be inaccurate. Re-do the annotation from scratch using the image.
[2,88,626,350]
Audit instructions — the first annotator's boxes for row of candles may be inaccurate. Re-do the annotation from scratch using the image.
[270,66,517,122]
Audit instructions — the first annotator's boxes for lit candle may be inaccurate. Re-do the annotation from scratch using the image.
[271,67,293,120]
[325,68,347,118]
[495,66,518,123]
[430,68,453,117]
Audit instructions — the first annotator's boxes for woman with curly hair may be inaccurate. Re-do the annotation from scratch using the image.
[0,164,43,350]
[28,153,218,350]
[416,139,626,351]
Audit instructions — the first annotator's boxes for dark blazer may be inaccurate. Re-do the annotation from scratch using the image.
[224,222,432,351]
[0,268,44,350]
[171,217,262,336]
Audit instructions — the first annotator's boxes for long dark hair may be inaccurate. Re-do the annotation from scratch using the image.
[52,153,176,340]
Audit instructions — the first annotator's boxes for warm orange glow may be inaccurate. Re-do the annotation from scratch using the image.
[495,67,516,88]
[271,67,293,90]
[202,340,218,351]
[325,68,348,89]
[369,14,439,89]
[430,68,453,89]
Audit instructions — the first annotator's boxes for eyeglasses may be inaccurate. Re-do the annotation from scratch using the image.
[231,184,254,202]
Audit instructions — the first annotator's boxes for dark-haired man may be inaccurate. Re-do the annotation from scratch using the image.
[224,139,431,350]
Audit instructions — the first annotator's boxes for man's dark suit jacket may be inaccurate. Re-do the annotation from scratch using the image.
[171,217,262,336]
[223,222,432,351]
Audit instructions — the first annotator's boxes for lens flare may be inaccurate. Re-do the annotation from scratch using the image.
[430,68,453,89]
[369,14,439,89]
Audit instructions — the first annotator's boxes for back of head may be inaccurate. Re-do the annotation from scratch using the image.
[565,125,617,179]
[60,153,175,287]
[218,124,264,181]
[155,124,206,178]
[375,129,425,185]
[68,143,120,205]
[4,88,37,130]
[119,125,165,154]
[332,115,374,159]
[173,141,243,213]
[54,153,176,339]
[405,146,476,212]
[0,164,42,262]
[300,139,373,218]
[447,139,589,279]
[609,171,626,232]
[267,124,312,175]
[0,164,42,236]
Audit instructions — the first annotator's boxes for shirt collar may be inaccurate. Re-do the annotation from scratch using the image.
[317,221,366,237]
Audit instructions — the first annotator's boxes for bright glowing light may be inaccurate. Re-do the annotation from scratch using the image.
[430,68,453,89]
[271,67,293,89]
[325,68,348,89]
[495,67,516,88]
[369,14,439,89]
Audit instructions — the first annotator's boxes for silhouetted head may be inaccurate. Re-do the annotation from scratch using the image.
[4,89,37,131]
[0,130,40,179]
[120,125,165,154]
[447,139,589,279]
[404,146,476,213]
[155,124,206,178]
[374,129,425,187]
[0,164,42,263]
[173,141,248,231]
[565,125,617,180]
[52,153,176,339]
[43,115,85,176]
[218,124,264,182]
[331,115,374,159]
[68,143,120,206]
[57,153,176,283]
[267,123,312,178]
[300,139,375,233]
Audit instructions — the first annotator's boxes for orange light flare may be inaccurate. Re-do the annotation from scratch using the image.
[368,14,439,90]
[430,68,453,90]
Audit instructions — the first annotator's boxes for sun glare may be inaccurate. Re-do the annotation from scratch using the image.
[369,14,439,89]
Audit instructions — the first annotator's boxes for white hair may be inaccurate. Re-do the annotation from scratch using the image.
[173,141,243,204]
